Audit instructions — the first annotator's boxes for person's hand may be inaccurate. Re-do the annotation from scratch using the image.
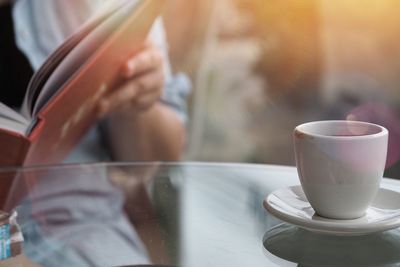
[98,41,165,117]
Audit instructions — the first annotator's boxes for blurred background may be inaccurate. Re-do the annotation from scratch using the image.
[162,0,400,178]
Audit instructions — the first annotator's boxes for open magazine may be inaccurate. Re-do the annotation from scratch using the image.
[0,0,165,167]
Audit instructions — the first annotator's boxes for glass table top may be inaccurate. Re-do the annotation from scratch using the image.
[0,162,399,267]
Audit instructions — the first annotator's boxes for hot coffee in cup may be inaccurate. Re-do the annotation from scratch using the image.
[293,121,388,220]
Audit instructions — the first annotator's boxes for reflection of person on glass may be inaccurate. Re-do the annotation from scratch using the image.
[1,0,190,265]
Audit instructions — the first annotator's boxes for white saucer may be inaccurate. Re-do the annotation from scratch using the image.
[264,185,400,235]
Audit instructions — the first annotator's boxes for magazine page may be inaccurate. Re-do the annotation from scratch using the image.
[0,103,28,124]
[0,103,29,134]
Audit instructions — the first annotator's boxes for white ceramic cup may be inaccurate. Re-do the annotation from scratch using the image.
[293,120,388,220]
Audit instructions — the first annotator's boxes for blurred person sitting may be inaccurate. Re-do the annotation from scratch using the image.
[0,0,191,266]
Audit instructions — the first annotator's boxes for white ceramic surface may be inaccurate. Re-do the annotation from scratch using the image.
[264,185,400,235]
[294,120,388,219]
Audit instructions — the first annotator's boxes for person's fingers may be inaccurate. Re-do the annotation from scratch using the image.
[99,69,164,116]
[100,89,160,116]
[135,67,165,94]
[122,45,163,78]
[126,69,164,111]
[98,82,140,116]
[134,90,162,111]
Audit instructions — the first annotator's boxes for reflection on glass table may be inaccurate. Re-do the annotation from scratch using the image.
[0,163,399,267]
[263,223,400,267]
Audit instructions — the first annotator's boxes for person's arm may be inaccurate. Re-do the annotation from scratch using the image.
[98,39,188,162]
[105,102,185,162]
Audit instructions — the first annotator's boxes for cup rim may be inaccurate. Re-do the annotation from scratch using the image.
[294,120,388,140]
